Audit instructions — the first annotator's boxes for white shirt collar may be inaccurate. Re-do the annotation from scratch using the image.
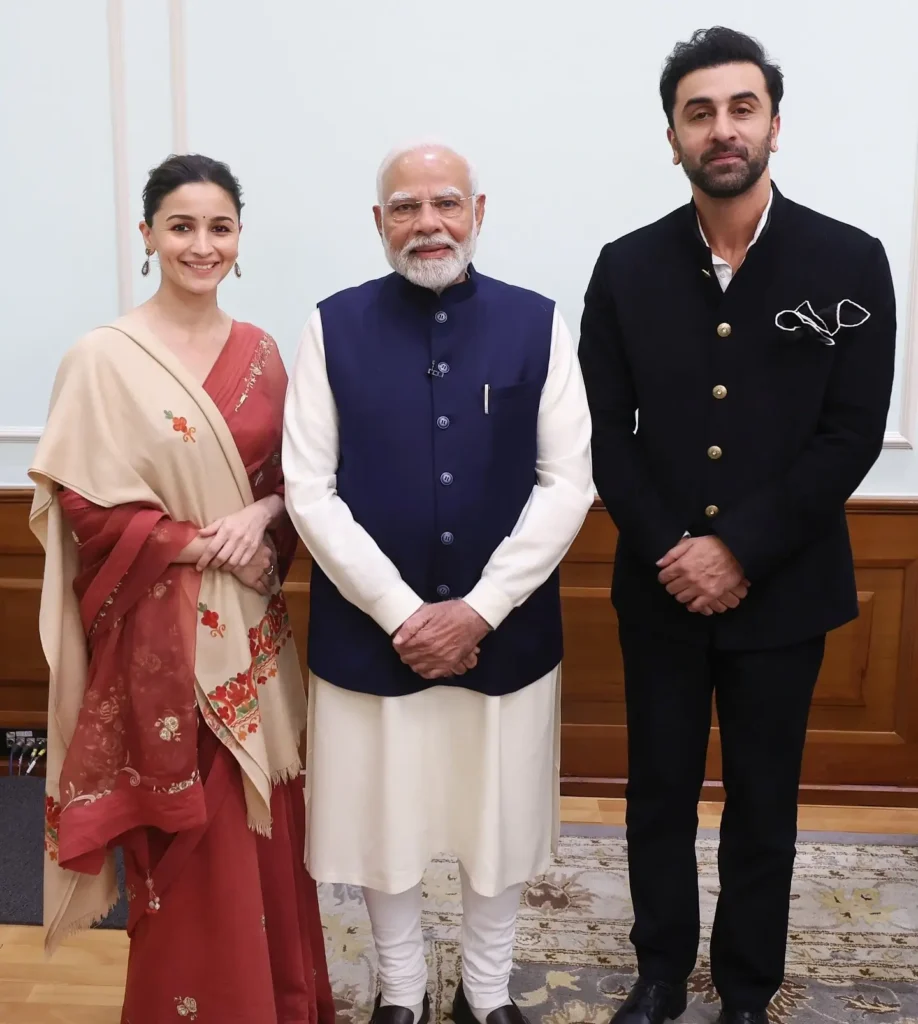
[697,188,774,267]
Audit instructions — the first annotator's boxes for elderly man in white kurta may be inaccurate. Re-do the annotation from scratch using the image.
[282,142,593,1024]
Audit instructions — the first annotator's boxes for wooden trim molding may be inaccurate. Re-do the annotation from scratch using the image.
[0,488,35,503]
[845,497,918,512]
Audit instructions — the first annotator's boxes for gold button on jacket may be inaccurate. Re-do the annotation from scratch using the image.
[705,504,720,518]
[716,322,732,338]
[712,385,727,399]
[707,445,723,460]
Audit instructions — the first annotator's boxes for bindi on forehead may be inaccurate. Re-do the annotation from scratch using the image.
[165,213,235,222]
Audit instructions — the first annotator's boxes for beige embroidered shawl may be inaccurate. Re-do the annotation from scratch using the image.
[30,312,307,952]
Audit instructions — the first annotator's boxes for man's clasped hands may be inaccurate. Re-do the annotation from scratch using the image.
[656,535,749,614]
[393,600,490,680]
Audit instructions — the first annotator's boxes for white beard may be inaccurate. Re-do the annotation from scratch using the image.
[385,227,477,292]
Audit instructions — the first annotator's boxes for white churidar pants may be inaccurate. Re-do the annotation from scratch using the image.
[303,667,561,1002]
[363,867,524,1010]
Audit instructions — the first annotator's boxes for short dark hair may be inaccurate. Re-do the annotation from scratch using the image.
[142,153,244,225]
[660,26,784,128]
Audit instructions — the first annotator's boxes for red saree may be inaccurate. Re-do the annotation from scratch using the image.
[53,322,334,1024]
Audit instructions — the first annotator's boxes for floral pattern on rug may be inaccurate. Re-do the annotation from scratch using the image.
[318,837,918,1023]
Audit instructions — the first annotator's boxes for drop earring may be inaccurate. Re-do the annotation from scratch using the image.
[234,261,242,278]
[141,247,154,276]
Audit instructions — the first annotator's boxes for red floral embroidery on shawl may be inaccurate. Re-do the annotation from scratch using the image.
[205,593,294,743]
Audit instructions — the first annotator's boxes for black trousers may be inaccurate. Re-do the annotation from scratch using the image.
[618,623,826,1012]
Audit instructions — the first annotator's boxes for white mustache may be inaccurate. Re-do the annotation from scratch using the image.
[383,222,477,292]
[403,235,457,256]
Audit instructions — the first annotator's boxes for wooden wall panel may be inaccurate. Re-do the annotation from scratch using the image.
[558,501,918,805]
[0,491,46,729]
[2,489,917,805]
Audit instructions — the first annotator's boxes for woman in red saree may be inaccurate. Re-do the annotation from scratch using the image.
[30,154,334,1024]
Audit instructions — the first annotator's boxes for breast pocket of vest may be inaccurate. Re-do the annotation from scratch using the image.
[486,380,542,460]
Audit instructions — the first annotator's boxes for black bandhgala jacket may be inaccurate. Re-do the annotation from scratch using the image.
[579,184,897,649]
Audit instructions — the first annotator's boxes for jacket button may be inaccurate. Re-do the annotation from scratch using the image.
[437,361,450,374]
[436,584,451,598]
[440,531,454,545]
[712,385,727,399]
[717,322,732,338]
[705,504,720,518]
[437,415,450,429]
[440,472,453,485]
[435,311,448,323]
[707,445,723,460]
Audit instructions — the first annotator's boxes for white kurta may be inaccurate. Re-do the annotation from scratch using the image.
[282,298,594,896]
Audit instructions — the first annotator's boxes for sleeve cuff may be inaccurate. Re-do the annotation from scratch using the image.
[369,582,425,636]
[463,578,514,631]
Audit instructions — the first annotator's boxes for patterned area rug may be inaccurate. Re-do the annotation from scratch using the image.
[319,836,918,1024]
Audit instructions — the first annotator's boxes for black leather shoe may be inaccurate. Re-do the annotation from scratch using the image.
[451,980,530,1024]
[716,1012,768,1024]
[369,992,431,1024]
[611,979,688,1024]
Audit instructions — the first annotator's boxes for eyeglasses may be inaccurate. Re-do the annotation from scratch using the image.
[382,194,477,223]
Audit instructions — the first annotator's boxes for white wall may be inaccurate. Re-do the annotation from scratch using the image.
[2,0,917,493]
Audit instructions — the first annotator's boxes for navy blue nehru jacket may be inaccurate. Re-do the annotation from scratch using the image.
[303,267,565,698]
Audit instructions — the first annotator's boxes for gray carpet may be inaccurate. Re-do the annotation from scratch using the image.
[0,776,128,928]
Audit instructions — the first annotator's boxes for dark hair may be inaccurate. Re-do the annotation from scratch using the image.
[659,26,784,128]
[142,153,244,225]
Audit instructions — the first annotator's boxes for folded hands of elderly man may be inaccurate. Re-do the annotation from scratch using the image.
[392,600,491,679]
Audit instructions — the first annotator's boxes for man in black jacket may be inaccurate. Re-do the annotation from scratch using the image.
[578,26,896,1024]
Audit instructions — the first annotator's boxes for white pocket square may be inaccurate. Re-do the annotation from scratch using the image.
[774,299,870,346]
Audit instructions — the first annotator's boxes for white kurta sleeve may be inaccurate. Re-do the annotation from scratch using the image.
[463,307,594,629]
[282,310,424,637]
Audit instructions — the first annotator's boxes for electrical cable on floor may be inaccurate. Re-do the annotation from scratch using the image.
[5,738,47,776]
[26,746,46,775]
